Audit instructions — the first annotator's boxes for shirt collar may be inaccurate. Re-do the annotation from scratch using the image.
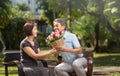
[63,31,68,39]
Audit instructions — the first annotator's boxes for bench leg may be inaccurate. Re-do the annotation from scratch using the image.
[5,65,8,76]
[87,57,93,76]
[87,64,93,76]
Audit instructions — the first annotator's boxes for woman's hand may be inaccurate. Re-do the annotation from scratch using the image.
[50,48,58,55]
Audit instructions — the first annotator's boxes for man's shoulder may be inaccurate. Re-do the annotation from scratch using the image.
[65,31,74,35]
[65,31,76,37]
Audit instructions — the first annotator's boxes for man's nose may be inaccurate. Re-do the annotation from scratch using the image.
[54,27,56,29]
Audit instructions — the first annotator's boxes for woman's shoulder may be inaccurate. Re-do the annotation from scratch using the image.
[21,39,27,44]
[20,39,30,48]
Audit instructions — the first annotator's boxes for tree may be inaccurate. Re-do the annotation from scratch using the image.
[0,0,10,29]
[17,3,30,11]
[1,4,32,49]
[0,0,11,51]
[37,0,120,53]
[37,0,55,25]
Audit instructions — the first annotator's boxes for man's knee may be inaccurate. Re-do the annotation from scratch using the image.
[54,66,60,72]
[72,60,83,69]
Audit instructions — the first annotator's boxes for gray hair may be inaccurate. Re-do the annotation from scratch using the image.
[53,18,67,28]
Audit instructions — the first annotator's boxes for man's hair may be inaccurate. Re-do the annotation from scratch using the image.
[53,18,67,28]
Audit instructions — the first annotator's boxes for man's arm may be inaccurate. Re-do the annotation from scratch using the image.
[57,46,83,54]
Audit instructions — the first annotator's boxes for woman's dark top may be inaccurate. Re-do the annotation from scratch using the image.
[20,38,54,76]
[20,39,39,67]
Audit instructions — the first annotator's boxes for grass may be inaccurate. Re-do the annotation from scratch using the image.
[0,52,120,76]
[0,66,18,76]
[94,53,120,66]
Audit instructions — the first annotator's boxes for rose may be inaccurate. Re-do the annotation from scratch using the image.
[46,31,64,44]
[52,32,56,38]
[59,31,62,35]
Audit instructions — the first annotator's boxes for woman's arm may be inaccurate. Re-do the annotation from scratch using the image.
[23,47,54,60]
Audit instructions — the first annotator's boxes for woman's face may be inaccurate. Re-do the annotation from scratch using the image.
[32,25,38,37]
[53,21,65,32]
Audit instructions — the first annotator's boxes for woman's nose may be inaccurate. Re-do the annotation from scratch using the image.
[36,30,38,33]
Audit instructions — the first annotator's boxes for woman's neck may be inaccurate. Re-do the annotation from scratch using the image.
[26,36,34,41]
[26,36,35,46]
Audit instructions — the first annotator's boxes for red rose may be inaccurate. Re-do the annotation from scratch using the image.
[59,31,63,35]
[52,33,56,38]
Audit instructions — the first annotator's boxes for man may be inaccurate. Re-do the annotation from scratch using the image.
[53,18,87,76]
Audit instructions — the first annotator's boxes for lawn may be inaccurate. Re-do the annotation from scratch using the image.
[94,53,120,66]
[0,52,120,76]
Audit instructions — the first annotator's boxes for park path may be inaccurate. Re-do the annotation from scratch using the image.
[93,66,120,76]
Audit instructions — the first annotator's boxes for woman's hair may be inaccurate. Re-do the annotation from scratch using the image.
[23,21,37,36]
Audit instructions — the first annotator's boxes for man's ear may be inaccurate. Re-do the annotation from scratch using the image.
[62,26,65,30]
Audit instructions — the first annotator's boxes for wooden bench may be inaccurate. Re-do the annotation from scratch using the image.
[4,59,48,76]
[3,50,48,76]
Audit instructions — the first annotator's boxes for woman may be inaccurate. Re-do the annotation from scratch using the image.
[20,21,56,76]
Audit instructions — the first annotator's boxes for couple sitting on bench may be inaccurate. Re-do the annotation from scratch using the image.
[17,18,93,76]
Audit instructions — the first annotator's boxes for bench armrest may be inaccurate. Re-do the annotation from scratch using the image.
[83,51,93,76]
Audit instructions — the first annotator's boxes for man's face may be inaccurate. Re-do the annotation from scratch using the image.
[53,21,65,32]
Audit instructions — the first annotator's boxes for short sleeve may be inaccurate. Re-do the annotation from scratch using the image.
[21,41,31,48]
[72,34,81,48]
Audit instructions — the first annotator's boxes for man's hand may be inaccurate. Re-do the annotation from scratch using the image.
[55,46,66,52]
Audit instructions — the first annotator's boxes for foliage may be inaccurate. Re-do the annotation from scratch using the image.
[47,0,88,17]
[2,18,27,49]
[10,6,32,19]
[0,0,11,29]
[37,0,54,26]
[104,0,120,33]
[33,0,120,52]
[17,3,30,11]
[1,5,32,49]
[97,0,120,52]
[37,32,47,47]
[72,14,97,47]
[72,0,120,52]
